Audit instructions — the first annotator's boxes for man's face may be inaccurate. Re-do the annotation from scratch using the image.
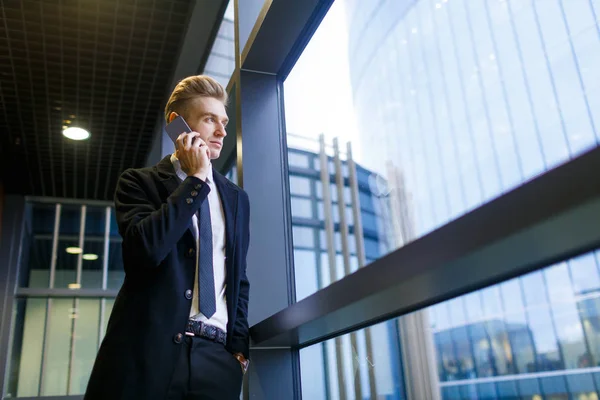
[183,96,229,160]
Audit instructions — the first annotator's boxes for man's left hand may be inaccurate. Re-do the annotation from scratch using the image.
[233,353,249,374]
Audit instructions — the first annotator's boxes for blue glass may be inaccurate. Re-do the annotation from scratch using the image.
[289,176,312,196]
[477,382,497,400]
[469,322,495,378]
[485,320,516,375]
[566,373,596,395]
[569,253,600,294]
[291,197,314,219]
[540,375,568,397]
[451,326,477,379]
[517,378,542,397]
[505,312,535,374]
[284,0,600,397]
[496,380,518,400]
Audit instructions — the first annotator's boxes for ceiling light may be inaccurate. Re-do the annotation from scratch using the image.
[83,253,98,261]
[63,127,90,141]
[68,283,81,289]
[66,247,83,254]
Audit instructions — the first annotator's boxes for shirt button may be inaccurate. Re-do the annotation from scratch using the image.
[187,248,195,258]
[173,333,183,344]
[185,289,193,300]
[186,198,193,204]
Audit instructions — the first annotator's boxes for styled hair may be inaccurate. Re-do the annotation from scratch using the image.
[164,75,228,122]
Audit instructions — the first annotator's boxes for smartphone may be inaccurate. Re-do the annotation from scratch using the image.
[165,116,192,143]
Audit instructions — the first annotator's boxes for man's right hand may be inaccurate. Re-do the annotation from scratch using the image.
[175,132,211,181]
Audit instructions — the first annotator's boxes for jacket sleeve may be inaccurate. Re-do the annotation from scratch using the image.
[114,168,210,269]
[229,190,251,358]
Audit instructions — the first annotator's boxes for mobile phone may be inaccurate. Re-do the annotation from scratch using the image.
[165,116,192,143]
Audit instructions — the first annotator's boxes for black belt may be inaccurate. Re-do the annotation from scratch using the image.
[185,320,226,345]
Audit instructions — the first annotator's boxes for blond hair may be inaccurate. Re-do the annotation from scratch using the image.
[164,75,228,121]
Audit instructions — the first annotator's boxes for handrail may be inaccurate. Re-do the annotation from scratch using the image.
[250,145,600,348]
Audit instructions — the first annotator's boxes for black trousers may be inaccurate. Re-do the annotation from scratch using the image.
[166,336,244,400]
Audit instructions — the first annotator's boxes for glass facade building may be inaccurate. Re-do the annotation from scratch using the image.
[287,142,600,400]
[284,0,600,398]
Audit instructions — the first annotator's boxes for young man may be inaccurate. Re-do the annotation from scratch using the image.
[85,75,250,400]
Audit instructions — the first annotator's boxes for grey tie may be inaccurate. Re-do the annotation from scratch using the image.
[198,197,216,319]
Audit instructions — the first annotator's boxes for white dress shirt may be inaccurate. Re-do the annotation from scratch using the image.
[171,154,228,332]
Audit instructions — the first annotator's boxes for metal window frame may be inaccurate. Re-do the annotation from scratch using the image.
[1,199,119,398]
[234,0,600,365]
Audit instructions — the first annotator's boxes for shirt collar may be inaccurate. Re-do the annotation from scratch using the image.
[170,153,213,184]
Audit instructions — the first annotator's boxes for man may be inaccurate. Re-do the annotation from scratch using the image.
[85,75,250,400]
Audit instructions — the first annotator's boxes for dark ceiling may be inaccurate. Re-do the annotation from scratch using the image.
[0,0,199,201]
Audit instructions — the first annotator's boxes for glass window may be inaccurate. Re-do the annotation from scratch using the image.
[293,226,316,248]
[288,151,311,169]
[300,319,405,400]
[20,203,56,288]
[284,0,600,296]
[291,197,314,219]
[286,0,600,398]
[54,205,84,289]
[201,0,235,89]
[8,201,123,397]
[289,176,312,196]
[80,207,107,289]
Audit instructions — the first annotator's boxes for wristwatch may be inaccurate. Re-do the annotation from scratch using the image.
[233,353,250,374]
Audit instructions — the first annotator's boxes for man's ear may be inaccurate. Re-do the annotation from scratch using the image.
[167,111,179,123]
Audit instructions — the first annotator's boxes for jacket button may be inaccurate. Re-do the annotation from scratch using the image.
[194,183,201,190]
[187,248,195,258]
[174,333,183,344]
[191,190,198,197]
[185,289,193,300]
[186,198,193,204]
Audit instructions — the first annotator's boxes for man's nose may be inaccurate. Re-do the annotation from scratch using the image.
[216,122,227,136]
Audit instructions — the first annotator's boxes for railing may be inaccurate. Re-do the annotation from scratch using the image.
[250,145,600,349]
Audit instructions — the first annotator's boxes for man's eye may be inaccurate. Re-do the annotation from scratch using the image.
[207,118,215,123]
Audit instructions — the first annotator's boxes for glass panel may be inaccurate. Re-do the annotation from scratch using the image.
[107,210,124,290]
[7,298,46,397]
[80,207,107,289]
[42,298,75,395]
[300,319,406,400]
[300,251,600,399]
[70,299,101,394]
[201,0,235,88]
[55,205,83,289]
[7,297,114,397]
[284,0,600,299]
[20,203,56,288]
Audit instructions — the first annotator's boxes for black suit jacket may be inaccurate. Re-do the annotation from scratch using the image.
[84,155,250,400]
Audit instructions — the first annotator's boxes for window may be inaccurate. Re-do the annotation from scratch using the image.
[284,0,600,399]
[7,201,122,397]
[201,0,235,89]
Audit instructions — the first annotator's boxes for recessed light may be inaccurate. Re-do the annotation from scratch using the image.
[63,127,90,141]
[83,253,98,261]
[66,247,83,254]
[68,283,81,289]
